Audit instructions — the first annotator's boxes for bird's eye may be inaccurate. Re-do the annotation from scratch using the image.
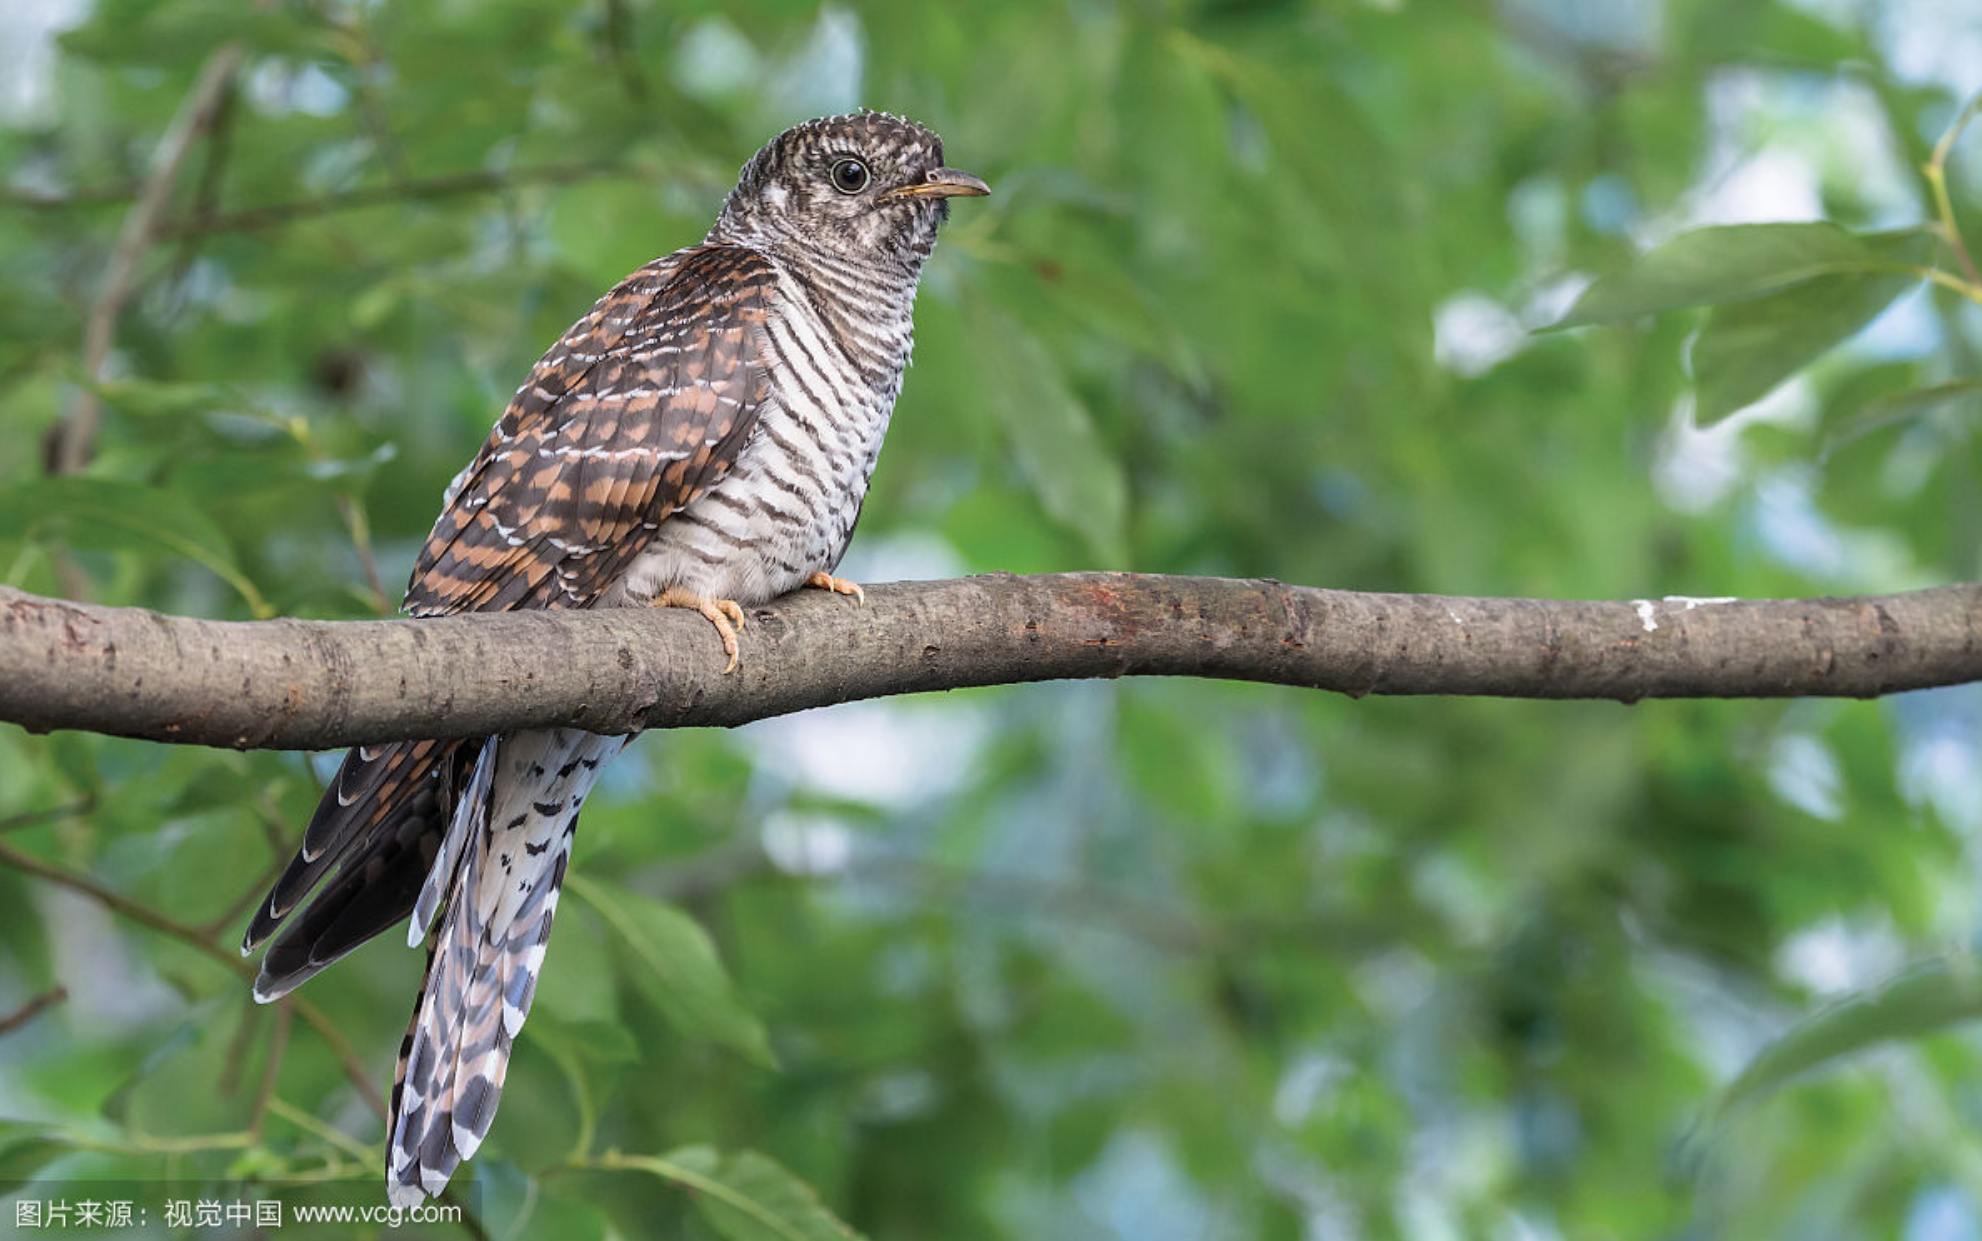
[829,158,870,194]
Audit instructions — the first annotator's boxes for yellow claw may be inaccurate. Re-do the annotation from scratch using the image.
[805,571,865,606]
[654,586,748,674]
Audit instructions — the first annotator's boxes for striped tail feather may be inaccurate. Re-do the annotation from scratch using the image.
[244,738,460,956]
[250,740,474,1002]
[410,739,496,947]
[386,729,625,1207]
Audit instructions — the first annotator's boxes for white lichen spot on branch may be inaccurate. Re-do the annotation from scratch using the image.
[1632,595,1743,633]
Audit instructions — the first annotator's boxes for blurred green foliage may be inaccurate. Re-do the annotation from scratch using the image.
[4,1,1982,1238]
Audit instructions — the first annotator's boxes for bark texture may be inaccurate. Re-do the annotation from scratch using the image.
[2,575,1978,751]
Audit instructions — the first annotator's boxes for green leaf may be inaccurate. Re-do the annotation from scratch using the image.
[692,1150,862,1241]
[156,755,254,818]
[611,1147,863,1241]
[1823,378,1982,452]
[1691,229,1935,422]
[0,478,270,615]
[100,1017,201,1125]
[0,1129,73,1181]
[45,733,102,798]
[1681,0,1866,66]
[302,441,399,486]
[1705,957,1982,1126]
[1550,223,1901,329]
[1692,274,1916,423]
[961,301,1128,565]
[566,873,774,1068]
[88,378,244,420]
[535,1016,638,1066]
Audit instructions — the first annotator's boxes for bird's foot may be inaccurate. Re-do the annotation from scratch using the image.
[654,586,747,674]
[805,571,865,606]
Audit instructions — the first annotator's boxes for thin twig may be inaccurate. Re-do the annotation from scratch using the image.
[16,161,663,235]
[437,1184,492,1241]
[0,838,225,951]
[1925,90,1982,288]
[70,1129,253,1156]
[1906,262,1982,305]
[198,849,291,941]
[0,796,97,834]
[164,74,239,288]
[291,1008,386,1120]
[218,1001,259,1097]
[549,1151,819,1238]
[263,1095,375,1164]
[853,855,1222,954]
[249,1005,291,1141]
[152,161,648,239]
[0,182,142,210]
[0,839,385,1119]
[334,493,393,615]
[0,986,68,1036]
[198,788,307,938]
[285,414,393,614]
[49,43,247,475]
[600,0,652,105]
[339,15,411,186]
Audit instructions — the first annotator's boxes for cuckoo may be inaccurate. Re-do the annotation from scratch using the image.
[238,111,988,1207]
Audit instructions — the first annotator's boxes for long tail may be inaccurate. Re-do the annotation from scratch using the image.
[386,727,626,1207]
[248,738,468,1001]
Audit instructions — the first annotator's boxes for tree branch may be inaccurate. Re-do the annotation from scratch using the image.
[2,574,1977,752]
[0,986,67,1037]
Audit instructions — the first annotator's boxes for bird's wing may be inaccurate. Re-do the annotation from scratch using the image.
[243,243,779,993]
[406,241,777,616]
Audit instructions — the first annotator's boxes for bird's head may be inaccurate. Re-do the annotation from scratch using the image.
[711,111,989,270]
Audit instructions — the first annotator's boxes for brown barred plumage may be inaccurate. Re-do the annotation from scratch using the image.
[240,111,987,1208]
[406,244,777,617]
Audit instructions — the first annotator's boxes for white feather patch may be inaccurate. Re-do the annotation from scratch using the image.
[452,1120,486,1163]
[410,738,497,948]
[388,1180,427,1210]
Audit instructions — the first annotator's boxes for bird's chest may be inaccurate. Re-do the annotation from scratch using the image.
[616,291,904,607]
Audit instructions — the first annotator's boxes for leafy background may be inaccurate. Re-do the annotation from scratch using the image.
[3,0,1982,1238]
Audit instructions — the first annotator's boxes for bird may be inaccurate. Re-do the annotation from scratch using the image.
[236,111,988,1207]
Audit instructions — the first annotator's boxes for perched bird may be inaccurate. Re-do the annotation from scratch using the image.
[238,112,988,1207]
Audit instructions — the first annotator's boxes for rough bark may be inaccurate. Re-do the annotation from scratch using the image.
[1,576,1977,752]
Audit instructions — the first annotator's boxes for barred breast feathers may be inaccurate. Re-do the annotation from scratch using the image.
[607,255,912,610]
